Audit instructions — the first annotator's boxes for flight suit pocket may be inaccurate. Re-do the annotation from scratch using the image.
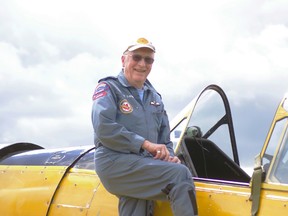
[152,110,164,126]
[95,148,117,174]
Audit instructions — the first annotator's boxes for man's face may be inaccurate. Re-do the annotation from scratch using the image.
[122,48,155,88]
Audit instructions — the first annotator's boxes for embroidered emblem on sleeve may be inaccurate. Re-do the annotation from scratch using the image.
[92,82,109,100]
[119,99,133,114]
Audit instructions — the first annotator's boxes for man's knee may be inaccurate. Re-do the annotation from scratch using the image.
[171,163,193,183]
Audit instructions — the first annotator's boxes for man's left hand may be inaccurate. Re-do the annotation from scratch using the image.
[168,156,181,164]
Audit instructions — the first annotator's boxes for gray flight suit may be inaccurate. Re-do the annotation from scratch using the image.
[92,70,198,216]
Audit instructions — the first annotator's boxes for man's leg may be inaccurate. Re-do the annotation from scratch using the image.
[162,181,198,216]
[118,196,154,216]
[96,150,197,215]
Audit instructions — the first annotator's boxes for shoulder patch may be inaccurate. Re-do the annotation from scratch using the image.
[92,82,109,100]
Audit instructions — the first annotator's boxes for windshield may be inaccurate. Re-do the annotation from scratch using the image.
[172,85,250,182]
[171,85,240,165]
[267,97,288,184]
[187,89,234,159]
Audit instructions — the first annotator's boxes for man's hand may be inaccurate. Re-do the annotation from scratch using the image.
[168,156,181,164]
[142,140,180,163]
[142,140,170,161]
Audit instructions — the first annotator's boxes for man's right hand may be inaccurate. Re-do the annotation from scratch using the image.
[142,140,170,161]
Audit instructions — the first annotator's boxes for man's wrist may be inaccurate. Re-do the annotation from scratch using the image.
[142,140,150,150]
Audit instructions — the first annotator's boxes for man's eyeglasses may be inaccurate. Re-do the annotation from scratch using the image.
[127,54,154,65]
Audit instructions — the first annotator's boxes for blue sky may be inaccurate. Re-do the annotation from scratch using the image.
[1,0,288,173]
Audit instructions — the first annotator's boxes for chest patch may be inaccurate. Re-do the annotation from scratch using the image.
[119,99,133,114]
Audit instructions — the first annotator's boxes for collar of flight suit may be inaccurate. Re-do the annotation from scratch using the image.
[118,70,154,92]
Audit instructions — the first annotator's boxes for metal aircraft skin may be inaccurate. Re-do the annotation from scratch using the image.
[1,84,288,216]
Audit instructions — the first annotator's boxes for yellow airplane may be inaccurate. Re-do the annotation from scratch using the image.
[1,84,288,215]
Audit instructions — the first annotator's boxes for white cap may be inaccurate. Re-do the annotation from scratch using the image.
[124,37,155,53]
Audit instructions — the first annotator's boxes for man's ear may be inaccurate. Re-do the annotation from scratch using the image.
[121,55,125,67]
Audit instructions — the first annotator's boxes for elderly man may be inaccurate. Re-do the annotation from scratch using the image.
[92,37,198,216]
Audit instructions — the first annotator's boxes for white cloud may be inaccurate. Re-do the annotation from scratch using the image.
[1,0,288,170]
